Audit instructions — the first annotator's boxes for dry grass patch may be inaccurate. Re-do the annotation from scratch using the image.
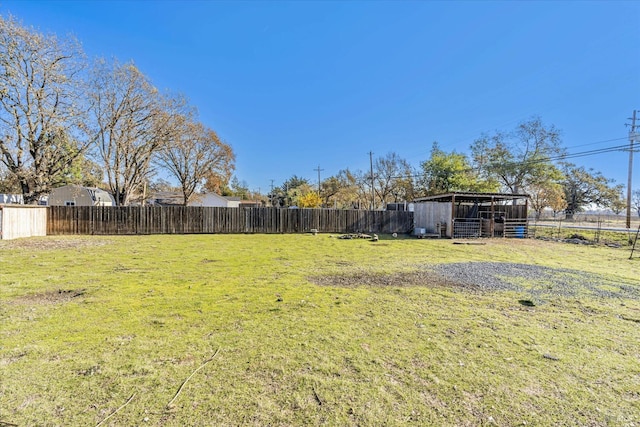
[0,236,111,251]
[12,288,87,305]
[308,270,477,290]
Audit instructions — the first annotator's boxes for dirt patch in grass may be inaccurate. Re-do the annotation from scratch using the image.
[0,237,110,251]
[309,270,476,290]
[13,289,87,305]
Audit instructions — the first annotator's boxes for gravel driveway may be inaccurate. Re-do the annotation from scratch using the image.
[434,262,639,301]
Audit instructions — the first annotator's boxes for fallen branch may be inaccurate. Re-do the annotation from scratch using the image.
[453,241,486,245]
[95,392,136,427]
[166,348,220,409]
[72,289,87,298]
[312,386,323,406]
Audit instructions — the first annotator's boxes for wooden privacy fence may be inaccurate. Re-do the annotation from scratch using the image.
[47,206,414,235]
[0,205,47,240]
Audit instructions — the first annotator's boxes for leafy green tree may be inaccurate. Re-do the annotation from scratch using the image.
[321,169,363,209]
[471,117,564,195]
[609,190,627,216]
[59,152,104,188]
[320,175,342,207]
[562,164,623,219]
[229,176,250,199]
[273,175,310,207]
[418,142,498,196]
[281,175,309,193]
[288,183,315,207]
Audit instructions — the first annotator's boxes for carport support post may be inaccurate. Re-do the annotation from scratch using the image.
[450,194,455,238]
[490,196,495,237]
[525,197,529,237]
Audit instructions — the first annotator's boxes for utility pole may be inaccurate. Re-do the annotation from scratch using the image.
[369,151,375,210]
[314,165,324,195]
[269,179,275,207]
[627,110,637,230]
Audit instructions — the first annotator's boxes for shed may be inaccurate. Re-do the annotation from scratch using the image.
[0,205,47,240]
[413,192,529,238]
[48,185,115,207]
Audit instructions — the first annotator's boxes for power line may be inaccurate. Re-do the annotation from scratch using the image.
[297,132,630,185]
[391,142,637,180]
[563,136,628,150]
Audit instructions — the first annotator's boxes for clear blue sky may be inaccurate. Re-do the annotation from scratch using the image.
[2,0,639,194]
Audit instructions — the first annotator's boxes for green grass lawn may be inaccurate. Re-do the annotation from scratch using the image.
[1,234,639,426]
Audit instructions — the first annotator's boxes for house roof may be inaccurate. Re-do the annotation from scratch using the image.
[151,192,236,206]
[414,192,530,203]
[151,191,185,206]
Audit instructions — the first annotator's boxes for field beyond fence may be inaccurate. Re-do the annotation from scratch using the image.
[47,206,414,235]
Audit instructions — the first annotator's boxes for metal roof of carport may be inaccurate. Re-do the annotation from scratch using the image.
[413,192,530,203]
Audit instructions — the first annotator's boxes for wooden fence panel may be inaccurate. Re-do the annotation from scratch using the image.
[1,206,47,240]
[46,206,413,235]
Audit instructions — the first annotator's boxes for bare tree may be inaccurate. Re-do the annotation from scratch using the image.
[156,115,235,205]
[320,169,361,208]
[89,59,180,206]
[373,152,412,207]
[0,15,91,203]
[632,189,640,218]
[0,163,20,193]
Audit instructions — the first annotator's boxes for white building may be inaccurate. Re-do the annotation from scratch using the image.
[151,192,240,208]
[190,193,241,208]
